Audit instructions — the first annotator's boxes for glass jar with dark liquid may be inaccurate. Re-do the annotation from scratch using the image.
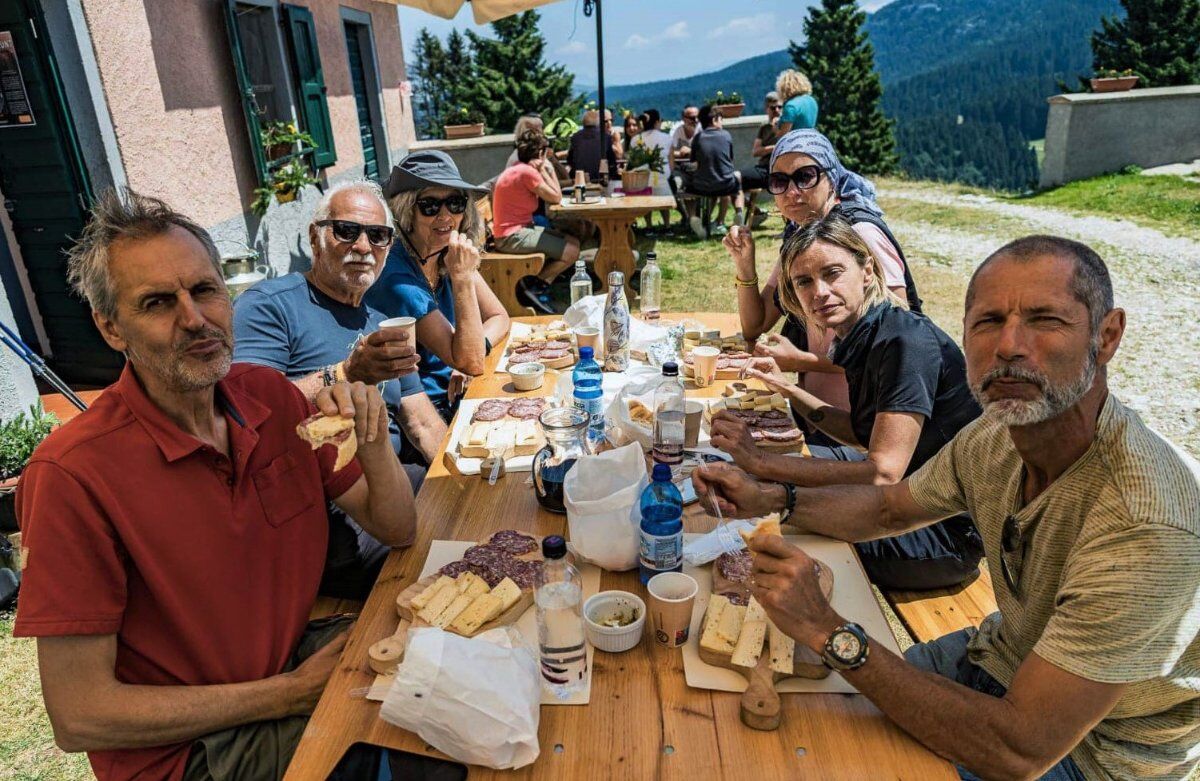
[532,407,589,514]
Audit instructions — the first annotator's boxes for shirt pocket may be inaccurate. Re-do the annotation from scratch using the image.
[253,451,319,528]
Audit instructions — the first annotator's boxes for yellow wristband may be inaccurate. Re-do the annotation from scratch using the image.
[734,275,759,288]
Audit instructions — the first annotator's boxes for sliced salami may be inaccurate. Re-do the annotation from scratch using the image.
[759,409,788,420]
[507,352,541,365]
[513,343,540,354]
[505,558,542,590]
[488,529,538,555]
[757,416,796,429]
[762,427,803,442]
[542,340,571,350]
[439,559,479,578]
[464,545,507,567]
[537,348,568,360]
[508,406,542,420]
[750,429,766,441]
[716,550,753,583]
[473,401,511,422]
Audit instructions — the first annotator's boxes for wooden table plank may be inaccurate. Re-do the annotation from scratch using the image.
[283,314,956,781]
[886,566,999,644]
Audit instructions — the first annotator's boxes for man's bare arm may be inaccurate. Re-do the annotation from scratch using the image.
[397,392,448,464]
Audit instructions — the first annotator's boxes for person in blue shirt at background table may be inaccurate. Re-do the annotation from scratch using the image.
[775,68,819,135]
[368,151,511,421]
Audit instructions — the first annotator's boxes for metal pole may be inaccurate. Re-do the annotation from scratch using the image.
[594,0,605,118]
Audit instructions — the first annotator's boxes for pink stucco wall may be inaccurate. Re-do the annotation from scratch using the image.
[80,0,414,228]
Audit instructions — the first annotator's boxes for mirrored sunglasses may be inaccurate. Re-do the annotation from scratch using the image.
[767,165,824,195]
[416,195,469,217]
[315,220,394,248]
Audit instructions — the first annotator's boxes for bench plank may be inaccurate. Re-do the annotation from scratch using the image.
[479,252,545,317]
[884,565,998,644]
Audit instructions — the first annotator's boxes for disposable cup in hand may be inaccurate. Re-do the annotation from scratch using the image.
[684,401,704,447]
[646,572,698,648]
[573,326,600,352]
[379,316,416,343]
[691,346,721,387]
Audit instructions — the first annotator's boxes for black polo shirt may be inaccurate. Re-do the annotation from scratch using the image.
[831,303,980,475]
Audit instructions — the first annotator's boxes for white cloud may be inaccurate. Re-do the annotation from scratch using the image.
[624,21,690,49]
[707,13,775,40]
[859,0,896,10]
[556,40,587,55]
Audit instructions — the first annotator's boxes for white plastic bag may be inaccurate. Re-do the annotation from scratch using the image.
[604,374,664,450]
[380,627,541,770]
[555,365,661,447]
[563,442,648,571]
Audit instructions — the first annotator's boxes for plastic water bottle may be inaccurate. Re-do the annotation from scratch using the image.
[640,251,662,321]
[652,362,685,477]
[572,346,605,450]
[603,271,630,372]
[536,535,588,699]
[569,260,593,306]
[639,463,684,585]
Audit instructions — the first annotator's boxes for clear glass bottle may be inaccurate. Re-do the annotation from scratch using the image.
[603,271,630,372]
[652,361,685,476]
[640,251,662,322]
[569,260,592,306]
[532,407,589,514]
[572,346,605,450]
[638,463,684,585]
[536,535,588,699]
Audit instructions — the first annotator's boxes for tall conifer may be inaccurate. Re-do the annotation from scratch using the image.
[1091,0,1200,86]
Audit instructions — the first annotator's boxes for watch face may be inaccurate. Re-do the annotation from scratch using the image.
[831,631,863,661]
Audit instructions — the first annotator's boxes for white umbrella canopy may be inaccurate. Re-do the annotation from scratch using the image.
[390,0,563,24]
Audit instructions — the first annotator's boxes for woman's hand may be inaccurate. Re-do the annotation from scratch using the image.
[741,361,802,399]
[722,225,757,279]
[753,333,807,372]
[443,231,481,280]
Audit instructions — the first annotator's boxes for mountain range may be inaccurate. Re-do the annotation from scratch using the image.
[592,0,1123,189]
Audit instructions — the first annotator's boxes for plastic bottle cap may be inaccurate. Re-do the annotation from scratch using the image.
[542,535,568,559]
[651,463,673,482]
[646,252,657,261]
[662,361,679,376]
[608,271,624,285]
[579,346,593,360]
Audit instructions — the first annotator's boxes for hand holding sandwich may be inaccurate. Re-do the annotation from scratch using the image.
[748,533,843,653]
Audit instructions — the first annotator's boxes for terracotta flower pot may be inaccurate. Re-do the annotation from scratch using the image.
[715,103,745,118]
[274,188,299,204]
[1090,76,1139,93]
[444,122,485,139]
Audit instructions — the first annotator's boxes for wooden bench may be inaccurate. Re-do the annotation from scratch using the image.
[479,251,546,317]
[308,596,363,620]
[884,565,999,644]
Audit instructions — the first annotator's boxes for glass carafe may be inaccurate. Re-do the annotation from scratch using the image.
[532,407,589,514]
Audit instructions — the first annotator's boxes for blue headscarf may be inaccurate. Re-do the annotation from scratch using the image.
[769,129,883,217]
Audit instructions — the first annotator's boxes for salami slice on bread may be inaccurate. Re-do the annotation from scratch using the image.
[296,413,357,471]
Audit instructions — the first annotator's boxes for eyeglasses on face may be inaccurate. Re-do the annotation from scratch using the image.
[415,195,469,217]
[315,220,394,248]
[768,104,782,112]
[767,165,824,195]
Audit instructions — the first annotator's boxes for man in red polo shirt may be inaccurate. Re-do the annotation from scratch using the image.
[13,188,417,781]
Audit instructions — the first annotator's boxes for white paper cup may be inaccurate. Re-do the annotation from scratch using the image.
[684,401,705,447]
[691,346,721,388]
[573,326,600,353]
[583,591,646,653]
[379,316,416,343]
[509,361,545,391]
[646,572,699,648]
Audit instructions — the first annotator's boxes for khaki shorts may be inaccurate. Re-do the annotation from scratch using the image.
[494,225,569,261]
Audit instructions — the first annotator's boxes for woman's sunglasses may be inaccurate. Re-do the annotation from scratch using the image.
[315,220,394,248]
[767,165,825,195]
[416,195,468,217]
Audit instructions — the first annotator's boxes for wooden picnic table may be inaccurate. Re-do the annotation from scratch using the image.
[283,313,956,781]
[547,195,676,301]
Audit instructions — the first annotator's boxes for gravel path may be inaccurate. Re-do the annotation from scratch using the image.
[879,182,1200,456]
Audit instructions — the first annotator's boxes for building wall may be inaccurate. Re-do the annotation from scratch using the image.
[1040,85,1200,188]
[0,281,39,421]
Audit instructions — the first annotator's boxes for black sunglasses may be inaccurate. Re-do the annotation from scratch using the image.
[1000,515,1024,593]
[315,220,394,248]
[767,165,825,195]
[416,195,468,217]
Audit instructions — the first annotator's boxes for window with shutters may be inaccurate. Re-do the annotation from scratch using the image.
[223,0,337,189]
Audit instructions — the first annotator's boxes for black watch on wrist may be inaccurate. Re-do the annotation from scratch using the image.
[821,622,869,671]
[780,482,797,521]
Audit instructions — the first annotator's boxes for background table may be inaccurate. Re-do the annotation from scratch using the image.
[284,314,955,781]
[548,195,675,301]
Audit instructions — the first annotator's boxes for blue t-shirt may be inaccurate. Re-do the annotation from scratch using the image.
[365,242,455,413]
[780,95,819,129]
[232,272,424,450]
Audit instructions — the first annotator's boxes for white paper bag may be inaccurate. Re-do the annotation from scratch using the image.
[604,374,664,450]
[563,442,647,571]
[563,294,668,354]
[380,627,541,770]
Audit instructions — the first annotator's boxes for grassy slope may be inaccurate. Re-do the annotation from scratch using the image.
[1019,172,1200,240]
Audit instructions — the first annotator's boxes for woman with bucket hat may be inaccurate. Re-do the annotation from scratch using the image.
[367,150,511,421]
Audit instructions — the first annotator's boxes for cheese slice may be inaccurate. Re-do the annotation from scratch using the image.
[513,419,540,455]
[717,604,745,645]
[768,619,795,675]
[431,593,473,628]
[465,422,489,448]
[731,620,767,668]
[490,577,523,613]
[409,575,453,611]
[455,572,490,599]
[699,595,735,653]
[745,596,767,625]
[739,398,756,410]
[771,396,788,411]
[417,583,460,624]
[449,592,502,635]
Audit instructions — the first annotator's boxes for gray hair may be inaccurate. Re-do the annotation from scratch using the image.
[387,189,484,247]
[66,187,221,320]
[765,91,780,104]
[967,235,1114,335]
[311,179,393,228]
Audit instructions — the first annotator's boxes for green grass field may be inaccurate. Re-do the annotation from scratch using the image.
[1018,171,1200,240]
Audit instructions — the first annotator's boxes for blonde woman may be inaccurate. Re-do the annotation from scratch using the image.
[708,213,984,591]
[775,69,818,134]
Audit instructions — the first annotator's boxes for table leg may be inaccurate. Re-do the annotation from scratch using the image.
[593,216,637,301]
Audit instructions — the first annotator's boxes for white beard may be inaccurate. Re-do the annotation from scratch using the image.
[972,346,1098,427]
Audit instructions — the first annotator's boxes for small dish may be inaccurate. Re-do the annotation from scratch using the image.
[583,590,646,653]
[510,362,545,391]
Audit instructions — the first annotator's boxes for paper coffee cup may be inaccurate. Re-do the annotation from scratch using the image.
[647,572,698,648]
[684,401,705,447]
[379,316,416,343]
[573,326,601,353]
[691,346,721,387]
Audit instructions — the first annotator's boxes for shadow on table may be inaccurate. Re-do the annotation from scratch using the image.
[327,742,466,780]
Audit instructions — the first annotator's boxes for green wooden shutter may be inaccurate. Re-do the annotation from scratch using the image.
[283,4,337,168]
[222,0,268,184]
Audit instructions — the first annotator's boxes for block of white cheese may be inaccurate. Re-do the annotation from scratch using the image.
[417,583,459,624]
[409,575,453,611]
[716,603,746,646]
[731,620,767,668]
[450,592,502,635]
[767,619,795,675]
[431,592,473,628]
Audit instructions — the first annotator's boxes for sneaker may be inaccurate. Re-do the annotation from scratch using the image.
[689,215,707,239]
[710,224,729,238]
[750,210,770,229]
[517,277,557,315]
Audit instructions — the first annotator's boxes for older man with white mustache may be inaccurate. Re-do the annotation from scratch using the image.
[694,235,1200,781]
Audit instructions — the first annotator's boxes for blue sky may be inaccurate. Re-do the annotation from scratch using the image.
[396,0,897,88]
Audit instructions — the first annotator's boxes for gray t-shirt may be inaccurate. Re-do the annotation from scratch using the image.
[688,128,738,194]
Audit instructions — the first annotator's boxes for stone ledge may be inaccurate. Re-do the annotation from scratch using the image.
[1048,84,1200,105]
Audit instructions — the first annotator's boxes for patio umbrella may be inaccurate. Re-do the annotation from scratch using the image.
[390,0,610,123]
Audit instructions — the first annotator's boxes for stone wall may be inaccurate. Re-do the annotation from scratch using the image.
[1040,85,1200,188]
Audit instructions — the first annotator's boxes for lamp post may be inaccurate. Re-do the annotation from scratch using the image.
[584,0,604,116]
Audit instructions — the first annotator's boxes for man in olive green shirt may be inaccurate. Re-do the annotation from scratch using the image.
[695,235,1200,780]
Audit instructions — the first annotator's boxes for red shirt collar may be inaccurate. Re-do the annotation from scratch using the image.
[114,363,271,463]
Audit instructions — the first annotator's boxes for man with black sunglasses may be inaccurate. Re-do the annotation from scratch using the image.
[695,235,1200,781]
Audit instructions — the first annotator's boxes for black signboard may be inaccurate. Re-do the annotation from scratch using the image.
[0,31,36,128]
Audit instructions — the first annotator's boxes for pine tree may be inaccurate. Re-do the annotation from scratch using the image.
[410,28,448,139]
[790,0,898,175]
[1091,0,1200,86]
[464,11,580,134]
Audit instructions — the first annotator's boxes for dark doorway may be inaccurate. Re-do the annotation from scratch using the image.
[343,21,381,180]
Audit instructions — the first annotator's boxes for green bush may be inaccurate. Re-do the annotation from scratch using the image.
[0,402,57,480]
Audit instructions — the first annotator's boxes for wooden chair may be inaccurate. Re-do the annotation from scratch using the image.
[884,565,999,644]
[477,197,547,317]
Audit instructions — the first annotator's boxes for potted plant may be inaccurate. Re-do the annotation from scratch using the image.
[622,140,664,194]
[709,90,745,118]
[544,115,580,153]
[0,402,58,533]
[260,120,316,162]
[443,107,486,139]
[1090,68,1139,93]
[251,160,318,216]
